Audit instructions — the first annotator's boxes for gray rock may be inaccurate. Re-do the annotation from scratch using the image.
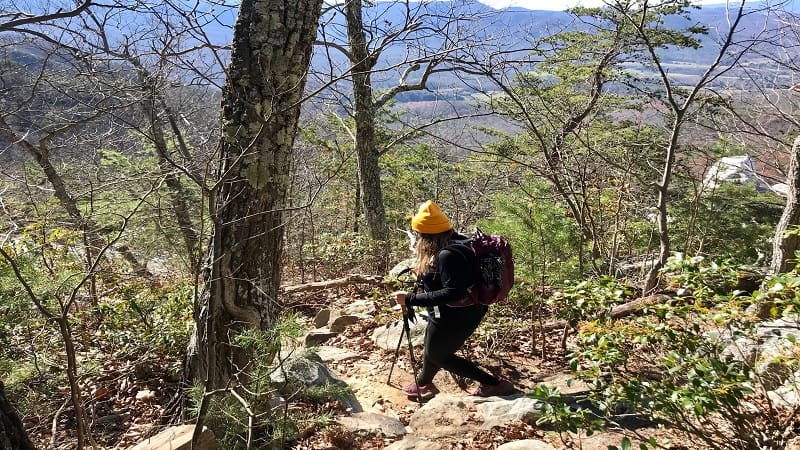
[337,412,407,438]
[497,440,558,450]
[385,436,442,450]
[270,350,362,412]
[409,395,474,439]
[314,308,332,328]
[767,371,800,408]
[131,425,218,450]
[304,329,338,347]
[330,314,361,333]
[372,315,428,351]
[315,346,360,362]
[270,350,348,390]
[343,299,376,316]
[475,396,545,429]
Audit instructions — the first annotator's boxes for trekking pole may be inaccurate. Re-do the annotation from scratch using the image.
[387,268,415,385]
[402,304,423,406]
[386,315,405,385]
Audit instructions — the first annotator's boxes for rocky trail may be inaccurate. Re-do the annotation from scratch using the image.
[129,286,800,450]
[281,296,670,450]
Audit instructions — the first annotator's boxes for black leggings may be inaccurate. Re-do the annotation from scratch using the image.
[417,304,499,386]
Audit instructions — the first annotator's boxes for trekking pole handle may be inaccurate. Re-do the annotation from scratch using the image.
[392,291,409,314]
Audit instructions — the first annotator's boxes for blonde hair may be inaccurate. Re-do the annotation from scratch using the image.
[413,229,453,276]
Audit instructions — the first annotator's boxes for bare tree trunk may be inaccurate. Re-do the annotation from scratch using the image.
[0,381,35,450]
[644,116,682,292]
[187,0,322,389]
[771,136,800,274]
[137,68,202,274]
[0,119,151,277]
[345,0,387,241]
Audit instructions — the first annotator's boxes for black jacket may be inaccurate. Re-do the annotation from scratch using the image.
[407,234,478,308]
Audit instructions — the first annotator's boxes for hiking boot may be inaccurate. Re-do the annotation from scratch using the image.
[472,378,514,397]
[402,382,439,399]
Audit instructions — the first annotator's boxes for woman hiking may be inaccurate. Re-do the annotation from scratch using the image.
[392,200,514,400]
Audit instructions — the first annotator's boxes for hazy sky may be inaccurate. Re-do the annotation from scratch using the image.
[478,0,730,10]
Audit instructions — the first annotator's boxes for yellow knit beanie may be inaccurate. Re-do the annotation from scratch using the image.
[411,200,452,234]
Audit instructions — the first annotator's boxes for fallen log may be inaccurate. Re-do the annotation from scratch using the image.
[281,274,385,294]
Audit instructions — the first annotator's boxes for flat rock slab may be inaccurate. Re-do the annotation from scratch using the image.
[385,436,443,450]
[475,396,545,429]
[409,395,477,439]
[331,314,361,333]
[314,308,332,328]
[131,425,218,450]
[497,439,558,450]
[315,345,360,362]
[337,412,407,438]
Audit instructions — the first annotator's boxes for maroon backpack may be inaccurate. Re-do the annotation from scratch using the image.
[447,228,514,307]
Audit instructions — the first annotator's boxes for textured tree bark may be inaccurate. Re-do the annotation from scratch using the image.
[770,136,800,274]
[0,381,35,450]
[345,0,388,242]
[187,0,323,390]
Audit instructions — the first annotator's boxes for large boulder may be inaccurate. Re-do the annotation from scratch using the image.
[270,350,362,412]
[702,155,768,192]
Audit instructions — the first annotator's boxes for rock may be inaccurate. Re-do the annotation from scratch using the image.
[337,412,407,438]
[94,412,128,429]
[385,436,443,450]
[315,346,360,362]
[314,309,332,328]
[135,389,156,402]
[270,350,362,412]
[131,425,219,450]
[343,299,376,316]
[767,371,800,408]
[409,395,475,439]
[372,315,428,351]
[271,350,347,388]
[330,314,361,333]
[304,329,338,347]
[474,396,544,429]
[497,440,558,450]
[268,394,286,413]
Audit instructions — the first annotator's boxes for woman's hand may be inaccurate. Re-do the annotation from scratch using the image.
[391,291,408,312]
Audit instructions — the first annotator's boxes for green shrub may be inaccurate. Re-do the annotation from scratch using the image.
[557,256,796,450]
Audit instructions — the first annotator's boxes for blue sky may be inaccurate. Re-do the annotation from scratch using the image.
[477,0,762,10]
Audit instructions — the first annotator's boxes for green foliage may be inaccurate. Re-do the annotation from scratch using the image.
[669,183,781,264]
[550,277,634,328]
[481,185,582,289]
[662,253,741,301]
[301,231,405,278]
[91,280,194,363]
[187,319,345,449]
[563,256,796,450]
[528,384,605,435]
